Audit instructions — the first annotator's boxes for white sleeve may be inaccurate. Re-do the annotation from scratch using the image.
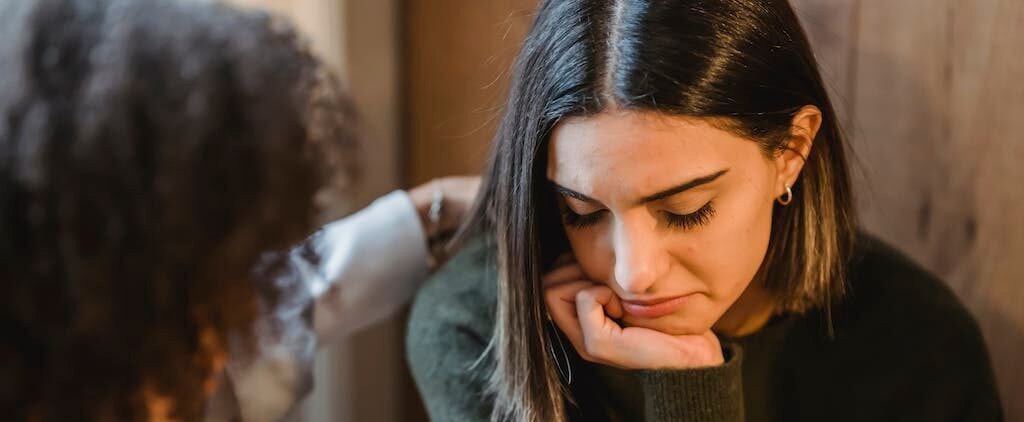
[206,190,430,422]
[309,189,430,343]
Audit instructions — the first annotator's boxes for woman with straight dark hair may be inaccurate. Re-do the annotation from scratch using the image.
[407,0,1003,421]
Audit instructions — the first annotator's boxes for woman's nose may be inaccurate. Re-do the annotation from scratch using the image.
[611,217,667,295]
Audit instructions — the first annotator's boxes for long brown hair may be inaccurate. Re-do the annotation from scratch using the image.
[458,0,857,420]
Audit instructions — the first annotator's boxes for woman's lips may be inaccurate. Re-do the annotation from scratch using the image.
[621,293,696,319]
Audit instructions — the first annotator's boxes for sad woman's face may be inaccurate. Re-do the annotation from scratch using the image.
[546,109,810,336]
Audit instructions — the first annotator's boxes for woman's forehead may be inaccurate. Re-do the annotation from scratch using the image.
[546,111,759,194]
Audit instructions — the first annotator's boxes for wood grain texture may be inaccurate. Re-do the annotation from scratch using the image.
[794,0,1024,417]
[402,0,539,185]
[789,0,860,133]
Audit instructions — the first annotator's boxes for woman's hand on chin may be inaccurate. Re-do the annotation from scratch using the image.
[543,258,724,370]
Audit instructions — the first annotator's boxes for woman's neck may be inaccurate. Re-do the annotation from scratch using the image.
[714,279,776,338]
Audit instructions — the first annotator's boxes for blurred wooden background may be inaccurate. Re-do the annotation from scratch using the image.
[404,0,1024,419]
[791,1,1024,418]
[402,0,538,185]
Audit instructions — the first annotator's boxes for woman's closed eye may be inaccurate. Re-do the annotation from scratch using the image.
[561,207,606,229]
[561,201,716,231]
[663,202,715,230]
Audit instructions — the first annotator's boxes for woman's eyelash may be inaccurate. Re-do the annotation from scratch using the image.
[561,208,604,229]
[664,202,715,230]
[560,202,716,230]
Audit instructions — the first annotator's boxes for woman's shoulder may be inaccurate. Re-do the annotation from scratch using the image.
[413,237,498,317]
[838,232,991,357]
[813,234,1003,417]
[843,232,975,328]
[407,236,498,349]
[405,238,501,420]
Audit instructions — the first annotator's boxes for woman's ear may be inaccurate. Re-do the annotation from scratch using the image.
[774,105,822,196]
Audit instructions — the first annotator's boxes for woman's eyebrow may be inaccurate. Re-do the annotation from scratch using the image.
[548,168,728,205]
[550,182,599,203]
[637,168,729,204]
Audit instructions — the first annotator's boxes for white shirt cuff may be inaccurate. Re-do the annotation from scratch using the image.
[311,189,430,343]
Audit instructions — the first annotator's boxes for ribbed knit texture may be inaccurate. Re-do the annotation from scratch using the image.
[407,234,1004,421]
[639,344,744,421]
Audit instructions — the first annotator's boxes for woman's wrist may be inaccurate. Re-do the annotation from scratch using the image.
[409,178,457,270]
[641,331,725,370]
[669,337,725,368]
[409,176,481,239]
[408,176,481,269]
[409,180,441,240]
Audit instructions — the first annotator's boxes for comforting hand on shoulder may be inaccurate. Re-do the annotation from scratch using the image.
[543,257,724,370]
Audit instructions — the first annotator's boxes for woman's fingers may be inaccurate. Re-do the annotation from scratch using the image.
[552,252,575,268]
[543,279,593,360]
[575,285,615,321]
[542,264,726,370]
[541,256,595,360]
[543,274,728,370]
[542,262,586,288]
[435,175,481,233]
[575,286,626,363]
[604,290,624,319]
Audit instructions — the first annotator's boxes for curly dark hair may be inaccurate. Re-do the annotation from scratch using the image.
[0,0,357,419]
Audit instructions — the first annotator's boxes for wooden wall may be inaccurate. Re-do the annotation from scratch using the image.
[402,0,539,185]
[403,0,1024,419]
[790,1,1024,418]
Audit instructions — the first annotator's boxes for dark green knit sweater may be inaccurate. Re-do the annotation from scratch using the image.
[406,234,1003,421]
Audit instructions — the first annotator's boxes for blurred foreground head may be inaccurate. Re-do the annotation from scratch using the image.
[0,0,356,419]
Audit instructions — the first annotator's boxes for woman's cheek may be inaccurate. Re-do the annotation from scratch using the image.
[566,229,610,282]
[687,213,762,304]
